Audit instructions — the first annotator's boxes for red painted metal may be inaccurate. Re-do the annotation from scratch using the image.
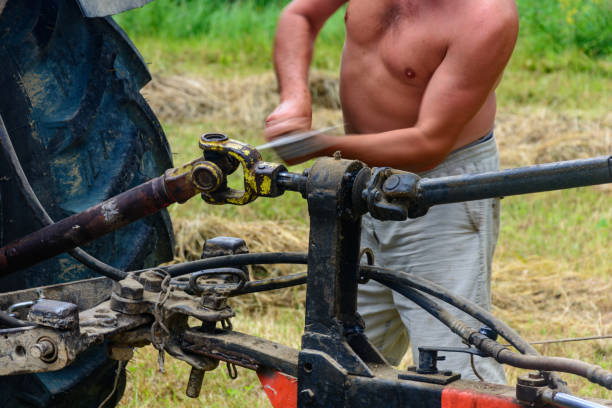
[442,386,522,408]
[257,369,297,408]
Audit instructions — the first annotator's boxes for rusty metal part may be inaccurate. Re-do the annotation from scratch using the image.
[106,344,134,361]
[192,161,224,192]
[0,156,213,277]
[182,328,299,378]
[1,113,125,280]
[199,133,288,204]
[188,268,248,295]
[0,277,113,313]
[27,299,79,331]
[29,337,58,363]
[186,368,206,398]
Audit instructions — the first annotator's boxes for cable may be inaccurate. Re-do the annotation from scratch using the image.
[528,335,612,345]
[360,265,568,391]
[229,271,307,296]
[0,115,126,280]
[0,310,32,328]
[371,273,612,390]
[137,252,308,278]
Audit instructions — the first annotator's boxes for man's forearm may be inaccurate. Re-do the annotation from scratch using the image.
[274,9,317,102]
[319,128,456,172]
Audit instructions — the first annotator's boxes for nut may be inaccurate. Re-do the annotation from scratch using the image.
[114,277,144,300]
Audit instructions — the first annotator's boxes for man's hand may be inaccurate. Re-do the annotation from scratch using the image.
[264,97,312,141]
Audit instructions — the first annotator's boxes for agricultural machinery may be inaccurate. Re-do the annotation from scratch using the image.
[1,0,611,407]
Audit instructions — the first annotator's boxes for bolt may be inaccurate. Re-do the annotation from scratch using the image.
[192,163,222,192]
[517,372,547,387]
[528,372,542,380]
[186,368,205,398]
[30,339,56,362]
[373,190,382,201]
[257,164,267,170]
[383,175,401,191]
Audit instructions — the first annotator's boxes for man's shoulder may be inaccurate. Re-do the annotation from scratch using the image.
[456,0,518,37]
[449,0,518,51]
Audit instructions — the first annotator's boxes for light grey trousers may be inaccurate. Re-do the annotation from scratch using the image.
[357,133,507,384]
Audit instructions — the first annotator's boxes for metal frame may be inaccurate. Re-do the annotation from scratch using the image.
[1,137,611,407]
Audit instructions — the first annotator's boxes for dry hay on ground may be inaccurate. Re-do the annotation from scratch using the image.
[171,216,308,310]
[142,71,340,127]
[144,72,611,169]
[496,107,611,167]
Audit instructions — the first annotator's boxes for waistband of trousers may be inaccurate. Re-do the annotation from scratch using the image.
[419,130,498,177]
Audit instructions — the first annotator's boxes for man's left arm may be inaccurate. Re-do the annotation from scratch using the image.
[318,5,518,171]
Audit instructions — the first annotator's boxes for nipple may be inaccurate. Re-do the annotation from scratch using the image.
[404,68,416,79]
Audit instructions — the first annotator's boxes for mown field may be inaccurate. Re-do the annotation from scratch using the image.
[114,1,611,406]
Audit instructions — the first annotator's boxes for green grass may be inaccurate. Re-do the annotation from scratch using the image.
[499,188,611,276]
[116,0,611,111]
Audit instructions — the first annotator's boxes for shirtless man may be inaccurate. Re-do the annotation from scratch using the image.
[265,0,518,383]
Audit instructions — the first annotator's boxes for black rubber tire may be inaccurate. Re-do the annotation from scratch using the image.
[0,0,174,290]
[0,0,174,406]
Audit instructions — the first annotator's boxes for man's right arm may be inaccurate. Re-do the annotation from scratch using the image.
[265,0,346,140]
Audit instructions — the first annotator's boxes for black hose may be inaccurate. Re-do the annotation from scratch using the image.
[0,310,33,328]
[172,271,308,295]
[228,272,307,296]
[0,115,127,281]
[362,265,568,391]
[141,252,309,278]
[372,273,612,390]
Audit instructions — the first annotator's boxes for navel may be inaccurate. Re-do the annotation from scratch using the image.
[404,68,416,80]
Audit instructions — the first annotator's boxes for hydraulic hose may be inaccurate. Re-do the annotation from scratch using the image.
[229,271,307,296]
[147,252,309,278]
[0,310,32,328]
[171,271,308,295]
[371,273,612,390]
[0,115,127,281]
[361,265,568,391]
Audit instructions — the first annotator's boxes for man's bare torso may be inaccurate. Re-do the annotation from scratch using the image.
[340,0,508,151]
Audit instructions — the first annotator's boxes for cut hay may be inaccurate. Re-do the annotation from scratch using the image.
[142,71,341,127]
[171,216,308,310]
[143,71,611,169]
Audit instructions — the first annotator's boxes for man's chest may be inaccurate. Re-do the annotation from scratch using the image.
[344,0,449,85]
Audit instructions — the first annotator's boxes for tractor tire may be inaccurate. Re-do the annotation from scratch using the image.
[0,0,174,406]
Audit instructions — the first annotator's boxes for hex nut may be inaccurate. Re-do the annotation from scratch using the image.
[139,270,164,292]
[114,277,144,300]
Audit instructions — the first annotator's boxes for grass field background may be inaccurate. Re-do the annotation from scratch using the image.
[113,1,611,406]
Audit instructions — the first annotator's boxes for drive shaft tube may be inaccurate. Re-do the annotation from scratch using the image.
[0,160,207,277]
